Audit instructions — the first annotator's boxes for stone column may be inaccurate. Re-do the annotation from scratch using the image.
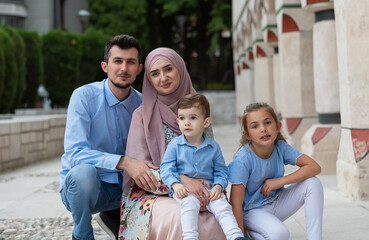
[261,6,281,111]
[334,0,369,200]
[272,50,282,114]
[233,54,243,124]
[234,57,242,122]
[235,52,255,124]
[300,0,341,174]
[251,2,276,106]
[253,42,275,106]
[233,17,255,124]
[241,49,255,116]
[276,0,317,149]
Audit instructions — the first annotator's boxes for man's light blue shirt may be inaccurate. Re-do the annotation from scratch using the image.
[228,140,301,211]
[160,133,228,194]
[60,79,142,190]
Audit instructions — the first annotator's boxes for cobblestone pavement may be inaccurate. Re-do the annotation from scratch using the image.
[0,157,113,240]
[1,125,369,239]
[0,217,110,240]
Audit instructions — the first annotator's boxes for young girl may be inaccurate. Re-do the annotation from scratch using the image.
[228,102,323,240]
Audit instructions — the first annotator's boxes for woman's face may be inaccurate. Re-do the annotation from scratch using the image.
[149,59,180,95]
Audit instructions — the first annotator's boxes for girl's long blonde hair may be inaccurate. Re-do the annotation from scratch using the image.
[239,102,286,148]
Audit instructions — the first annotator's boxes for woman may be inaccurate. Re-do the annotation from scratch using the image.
[119,47,226,240]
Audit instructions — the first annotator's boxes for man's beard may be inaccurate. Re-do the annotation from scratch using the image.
[109,78,131,89]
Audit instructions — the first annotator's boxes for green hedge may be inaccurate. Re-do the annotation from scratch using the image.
[2,26,27,110]
[42,29,82,107]
[0,28,18,113]
[0,26,125,111]
[79,27,110,86]
[0,36,4,100]
[18,30,43,108]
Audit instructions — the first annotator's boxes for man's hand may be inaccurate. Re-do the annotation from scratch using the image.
[172,183,187,199]
[209,185,222,201]
[179,175,210,208]
[116,156,159,191]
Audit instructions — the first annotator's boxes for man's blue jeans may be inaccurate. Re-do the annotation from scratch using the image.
[60,164,122,240]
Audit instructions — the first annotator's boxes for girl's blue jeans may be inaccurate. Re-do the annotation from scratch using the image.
[60,164,122,240]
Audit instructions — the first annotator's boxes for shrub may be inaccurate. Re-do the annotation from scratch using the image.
[2,26,27,110]
[0,28,18,113]
[79,27,111,86]
[0,40,4,100]
[18,30,43,108]
[42,29,82,107]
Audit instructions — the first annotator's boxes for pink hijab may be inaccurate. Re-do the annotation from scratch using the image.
[125,47,196,169]
[141,47,196,166]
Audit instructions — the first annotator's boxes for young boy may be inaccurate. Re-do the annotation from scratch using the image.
[160,94,248,240]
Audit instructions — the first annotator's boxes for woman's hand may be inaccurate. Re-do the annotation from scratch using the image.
[179,175,210,208]
[116,156,159,191]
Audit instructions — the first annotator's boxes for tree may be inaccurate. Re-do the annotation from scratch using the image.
[156,0,232,90]
[87,0,151,53]
[86,0,233,90]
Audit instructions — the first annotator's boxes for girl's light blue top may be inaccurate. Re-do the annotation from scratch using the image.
[228,140,302,211]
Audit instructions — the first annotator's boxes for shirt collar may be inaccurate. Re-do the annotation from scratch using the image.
[104,79,133,108]
[178,132,214,149]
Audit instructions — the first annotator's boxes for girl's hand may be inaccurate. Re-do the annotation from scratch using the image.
[179,175,210,208]
[172,183,187,199]
[261,154,321,198]
[261,178,284,197]
[209,185,222,201]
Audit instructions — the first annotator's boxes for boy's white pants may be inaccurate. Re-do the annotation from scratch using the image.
[243,177,324,240]
[174,191,244,240]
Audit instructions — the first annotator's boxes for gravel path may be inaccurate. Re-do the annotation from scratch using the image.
[0,217,111,240]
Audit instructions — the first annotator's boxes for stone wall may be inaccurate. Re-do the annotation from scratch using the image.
[0,115,66,172]
[232,0,369,200]
[0,91,236,172]
[199,91,237,125]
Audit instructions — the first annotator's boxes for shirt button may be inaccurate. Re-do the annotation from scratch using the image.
[195,162,198,165]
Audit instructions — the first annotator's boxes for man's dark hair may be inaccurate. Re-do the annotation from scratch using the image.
[103,35,142,63]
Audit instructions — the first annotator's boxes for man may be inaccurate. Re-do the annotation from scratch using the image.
[60,35,158,240]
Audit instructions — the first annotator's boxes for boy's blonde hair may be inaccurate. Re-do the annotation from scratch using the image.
[177,94,210,118]
[240,102,286,147]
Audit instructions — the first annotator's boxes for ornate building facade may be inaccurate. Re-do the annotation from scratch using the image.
[232,0,369,200]
[0,0,88,34]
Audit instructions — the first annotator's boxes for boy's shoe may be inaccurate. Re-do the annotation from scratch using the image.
[95,208,120,240]
[72,234,94,240]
